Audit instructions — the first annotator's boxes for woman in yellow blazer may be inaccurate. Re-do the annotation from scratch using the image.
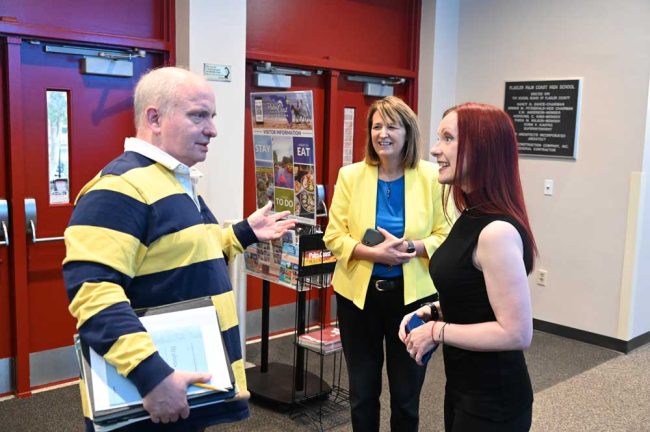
[324,96,449,432]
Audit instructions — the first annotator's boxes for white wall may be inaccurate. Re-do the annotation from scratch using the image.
[175,0,249,350]
[630,79,650,338]
[176,0,247,221]
[418,0,459,159]
[417,0,435,151]
[422,0,650,340]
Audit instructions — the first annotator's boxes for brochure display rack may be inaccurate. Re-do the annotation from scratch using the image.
[245,228,348,417]
[289,233,350,430]
[245,91,347,426]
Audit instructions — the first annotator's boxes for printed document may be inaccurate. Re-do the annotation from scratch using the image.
[89,305,232,412]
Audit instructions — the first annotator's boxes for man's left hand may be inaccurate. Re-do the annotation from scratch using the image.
[248,202,296,241]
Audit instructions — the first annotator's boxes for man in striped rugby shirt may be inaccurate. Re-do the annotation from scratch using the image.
[63,67,294,431]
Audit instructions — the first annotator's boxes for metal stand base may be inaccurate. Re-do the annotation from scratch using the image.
[247,362,331,407]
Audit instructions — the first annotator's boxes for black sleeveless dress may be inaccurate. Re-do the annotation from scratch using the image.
[429,210,533,421]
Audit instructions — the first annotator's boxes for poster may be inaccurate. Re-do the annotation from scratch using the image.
[250,91,317,225]
[504,79,581,159]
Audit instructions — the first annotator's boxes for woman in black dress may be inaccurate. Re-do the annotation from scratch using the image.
[399,103,537,431]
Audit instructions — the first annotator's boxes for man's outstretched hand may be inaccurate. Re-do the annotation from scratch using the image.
[248,201,296,241]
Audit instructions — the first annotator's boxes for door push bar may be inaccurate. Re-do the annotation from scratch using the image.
[0,199,9,246]
[24,198,65,243]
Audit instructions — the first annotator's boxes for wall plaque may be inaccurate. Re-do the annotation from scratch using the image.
[504,79,581,159]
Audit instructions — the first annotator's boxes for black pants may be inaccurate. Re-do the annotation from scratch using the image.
[444,396,532,432]
[336,287,435,432]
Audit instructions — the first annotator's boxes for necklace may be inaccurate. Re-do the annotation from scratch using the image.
[384,182,391,201]
[462,190,487,213]
[463,202,486,213]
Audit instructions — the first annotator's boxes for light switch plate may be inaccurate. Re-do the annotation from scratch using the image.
[544,179,554,196]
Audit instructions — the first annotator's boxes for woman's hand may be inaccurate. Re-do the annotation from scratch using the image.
[398,305,433,342]
[405,321,438,366]
[372,227,415,265]
[349,227,416,264]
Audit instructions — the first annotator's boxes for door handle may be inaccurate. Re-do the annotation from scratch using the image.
[24,198,65,243]
[0,199,9,246]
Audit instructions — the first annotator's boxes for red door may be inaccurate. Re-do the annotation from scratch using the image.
[1,37,162,396]
[0,41,12,397]
[326,74,411,189]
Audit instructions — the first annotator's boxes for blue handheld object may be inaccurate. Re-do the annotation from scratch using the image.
[406,314,426,333]
[406,315,437,364]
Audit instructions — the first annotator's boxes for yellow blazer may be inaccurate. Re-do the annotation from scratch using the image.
[323,160,450,309]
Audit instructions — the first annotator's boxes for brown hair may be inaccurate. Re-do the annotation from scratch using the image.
[365,96,421,169]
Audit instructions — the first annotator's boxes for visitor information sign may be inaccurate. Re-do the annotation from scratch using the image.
[250,91,317,225]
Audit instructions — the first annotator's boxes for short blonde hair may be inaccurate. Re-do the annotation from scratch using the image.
[133,66,208,130]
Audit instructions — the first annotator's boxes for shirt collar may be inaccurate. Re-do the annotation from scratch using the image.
[124,137,203,178]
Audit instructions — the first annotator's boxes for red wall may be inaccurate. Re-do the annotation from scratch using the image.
[0,0,165,40]
[0,0,173,54]
[247,0,420,75]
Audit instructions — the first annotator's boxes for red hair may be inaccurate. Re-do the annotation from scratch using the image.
[443,103,537,258]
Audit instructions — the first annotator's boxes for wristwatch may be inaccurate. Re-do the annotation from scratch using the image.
[422,302,440,321]
[406,239,416,254]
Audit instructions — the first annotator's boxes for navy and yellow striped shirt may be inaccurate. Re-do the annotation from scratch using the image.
[63,150,255,427]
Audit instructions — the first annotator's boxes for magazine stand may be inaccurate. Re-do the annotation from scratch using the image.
[289,234,350,430]
[246,230,346,413]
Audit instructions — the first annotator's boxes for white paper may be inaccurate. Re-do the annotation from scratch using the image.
[90,305,232,412]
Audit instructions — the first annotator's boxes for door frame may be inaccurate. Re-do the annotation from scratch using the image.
[3,35,31,398]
